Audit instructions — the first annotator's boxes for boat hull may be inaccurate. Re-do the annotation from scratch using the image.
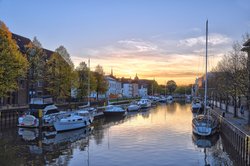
[127,105,140,112]
[18,115,39,128]
[192,116,218,137]
[192,126,217,136]
[54,120,91,132]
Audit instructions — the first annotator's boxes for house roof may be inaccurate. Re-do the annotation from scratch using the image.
[11,33,70,64]
[243,38,250,46]
[12,33,32,54]
[43,48,54,59]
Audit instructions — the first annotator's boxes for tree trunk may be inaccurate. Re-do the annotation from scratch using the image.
[234,97,237,117]
[219,94,222,109]
[226,94,228,112]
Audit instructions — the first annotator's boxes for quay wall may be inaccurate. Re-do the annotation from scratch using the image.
[211,109,250,165]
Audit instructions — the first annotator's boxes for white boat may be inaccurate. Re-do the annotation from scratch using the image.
[18,97,60,128]
[192,21,218,137]
[53,111,92,132]
[158,96,167,103]
[127,102,140,112]
[166,95,173,101]
[103,105,127,116]
[191,98,202,111]
[192,114,218,136]
[138,99,151,109]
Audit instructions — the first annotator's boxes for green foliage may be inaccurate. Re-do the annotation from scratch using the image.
[0,21,28,97]
[25,38,45,96]
[46,52,77,101]
[55,45,74,67]
[151,80,159,95]
[76,61,97,99]
[174,86,191,94]
[166,80,177,94]
[94,65,108,99]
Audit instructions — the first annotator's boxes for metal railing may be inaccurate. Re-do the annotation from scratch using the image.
[211,109,250,165]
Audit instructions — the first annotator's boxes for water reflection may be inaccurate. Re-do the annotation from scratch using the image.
[0,102,240,165]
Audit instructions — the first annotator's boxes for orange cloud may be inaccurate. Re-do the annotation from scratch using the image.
[71,36,231,85]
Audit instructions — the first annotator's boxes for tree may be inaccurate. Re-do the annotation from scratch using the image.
[148,80,159,95]
[174,85,191,95]
[212,41,247,117]
[25,37,45,98]
[55,45,74,67]
[94,65,108,100]
[45,52,77,102]
[0,21,28,97]
[32,36,42,48]
[76,61,96,100]
[166,80,177,94]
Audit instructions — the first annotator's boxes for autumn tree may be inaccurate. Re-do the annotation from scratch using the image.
[94,65,108,100]
[55,45,74,67]
[166,80,177,94]
[148,80,159,95]
[25,37,45,98]
[76,61,96,100]
[212,42,247,117]
[0,21,28,97]
[46,52,77,102]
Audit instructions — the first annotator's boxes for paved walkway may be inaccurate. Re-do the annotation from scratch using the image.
[211,101,250,135]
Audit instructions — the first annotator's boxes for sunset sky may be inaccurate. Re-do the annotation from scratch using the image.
[0,0,249,85]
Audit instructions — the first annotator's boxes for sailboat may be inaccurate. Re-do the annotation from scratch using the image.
[192,20,218,136]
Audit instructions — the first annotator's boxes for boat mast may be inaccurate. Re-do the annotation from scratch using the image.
[88,58,90,106]
[204,20,208,114]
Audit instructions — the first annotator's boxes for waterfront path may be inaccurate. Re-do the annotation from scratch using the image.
[211,101,250,135]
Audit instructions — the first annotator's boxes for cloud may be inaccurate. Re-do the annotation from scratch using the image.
[71,35,232,85]
[118,39,158,52]
[179,33,232,47]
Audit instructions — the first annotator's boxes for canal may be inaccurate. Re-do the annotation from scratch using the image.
[0,102,240,165]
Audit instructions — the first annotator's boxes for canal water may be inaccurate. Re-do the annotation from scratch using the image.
[0,102,239,165]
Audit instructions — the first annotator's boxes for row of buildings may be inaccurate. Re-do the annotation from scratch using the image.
[98,72,152,99]
[0,32,71,108]
[1,33,154,108]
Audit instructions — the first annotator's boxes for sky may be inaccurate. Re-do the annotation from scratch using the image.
[0,0,249,85]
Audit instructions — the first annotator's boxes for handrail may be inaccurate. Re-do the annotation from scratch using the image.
[211,109,249,136]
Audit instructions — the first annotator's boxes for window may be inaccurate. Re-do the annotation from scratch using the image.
[37,80,43,87]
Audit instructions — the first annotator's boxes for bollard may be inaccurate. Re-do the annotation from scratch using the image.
[38,109,43,128]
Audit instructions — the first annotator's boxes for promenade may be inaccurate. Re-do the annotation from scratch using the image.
[212,101,250,135]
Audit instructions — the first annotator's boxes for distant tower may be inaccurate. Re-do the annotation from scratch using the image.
[134,73,139,81]
[111,67,113,76]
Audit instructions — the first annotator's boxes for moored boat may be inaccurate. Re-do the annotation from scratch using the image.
[191,98,202,112]
[166,95,173,102]
[18,96,60,128]
[127,101,140,112]
[192,114,218,136]
[103,105,127,116]
[192,21,218,137]
[138,99,151,109]
[53,111,92,132]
